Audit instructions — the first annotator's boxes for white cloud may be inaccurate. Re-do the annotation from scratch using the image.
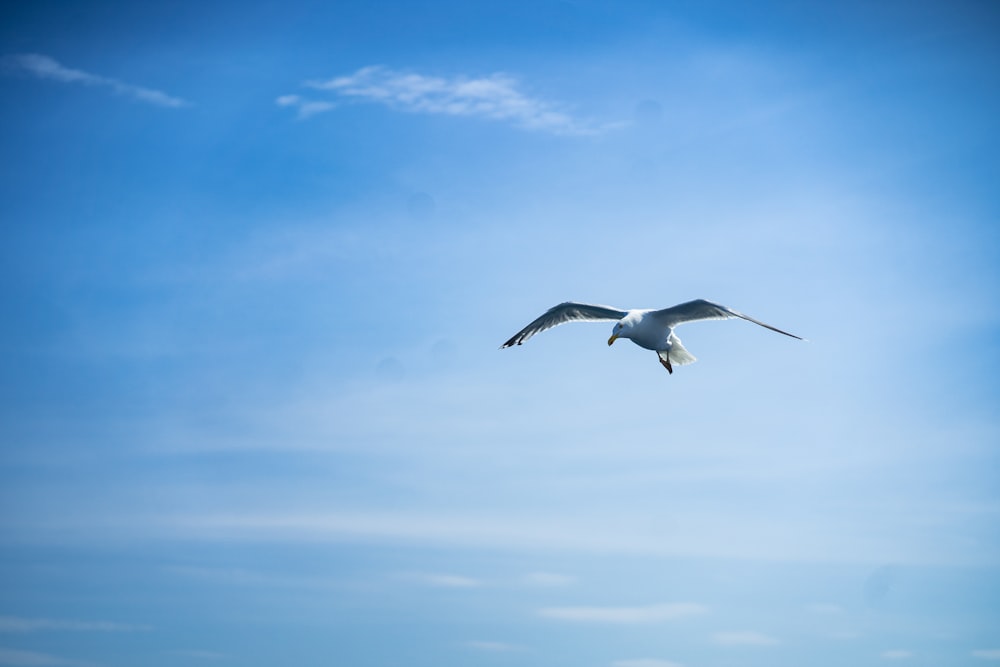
[613,659,684,667]
[0,616,149,633]
[4,53,188,108]
[539,603,707,624]
[274,94,335,119]
[0,648,92,667]
[881,650,912,660]
[973,651,1000,660]
[713,631,779,646]
[284,65,601,134]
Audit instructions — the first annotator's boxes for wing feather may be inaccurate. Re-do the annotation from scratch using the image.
[651,299,803,340]
[501,302,628,348]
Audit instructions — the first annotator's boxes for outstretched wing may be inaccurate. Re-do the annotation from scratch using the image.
[501,302,628,348]
[650,299,803,340]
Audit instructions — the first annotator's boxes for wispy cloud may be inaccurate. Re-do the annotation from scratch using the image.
[713,631,780,646]
[401,570,574,589]
[974,650,1000,660]
[0,616,148,633]
[274,94,335,119]
[538,603,707,624]
[521,571,576,587]
[881,650,913,660]
[464,641,524,653]
[165,565,341,591]
[0,648,93,667]
[278,65,603,134]
[612,659,684,667]
[167,650,230,661]
[402,572,482,588]
[3,53,188,108]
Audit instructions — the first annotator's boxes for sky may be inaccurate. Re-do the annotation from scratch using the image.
[0,1,998,665]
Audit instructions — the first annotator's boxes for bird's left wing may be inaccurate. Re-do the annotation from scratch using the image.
[501,302,628,348]
[650,299,803,340]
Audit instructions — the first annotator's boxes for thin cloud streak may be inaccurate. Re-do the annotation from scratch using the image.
[881,650,913,660]
[165,565,344,591]
[974,650,1000,660]
[0,616,149,633]
[167,650,231,660]
[0,648,93,666]
[713,631,779,646]
[403,572,482,588]
[538,603,707,623]
[4,53,188,108]
[521,571,576,587]
[290,65,604,134]
[274,94,335,119]
[465,641,524,652]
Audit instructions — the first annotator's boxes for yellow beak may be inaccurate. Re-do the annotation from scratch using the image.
[608,333,618,346]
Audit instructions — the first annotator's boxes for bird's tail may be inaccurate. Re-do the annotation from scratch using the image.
[661,334,697,366]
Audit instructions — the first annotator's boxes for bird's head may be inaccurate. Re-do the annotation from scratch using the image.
[608,320,627,346]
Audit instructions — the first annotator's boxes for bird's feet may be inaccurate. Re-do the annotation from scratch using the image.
[658,356,673,374]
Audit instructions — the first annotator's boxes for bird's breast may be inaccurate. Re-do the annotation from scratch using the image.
[627,327,671,351]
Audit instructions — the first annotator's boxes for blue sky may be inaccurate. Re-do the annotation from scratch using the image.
[1,1,999,665]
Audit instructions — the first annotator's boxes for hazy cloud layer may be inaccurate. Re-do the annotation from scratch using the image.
[4,53,188,107]
[806,603,845,614]
[12,500,979,566]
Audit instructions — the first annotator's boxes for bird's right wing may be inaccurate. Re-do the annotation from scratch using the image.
[650,299,803,339]
[501,302,628,348]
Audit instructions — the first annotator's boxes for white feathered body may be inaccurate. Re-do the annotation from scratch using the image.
[618,310,698,366]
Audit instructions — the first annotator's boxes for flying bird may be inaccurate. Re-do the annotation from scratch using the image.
[501,299,803,374]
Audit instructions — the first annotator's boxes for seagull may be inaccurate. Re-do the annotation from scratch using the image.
[501,299,803,374]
